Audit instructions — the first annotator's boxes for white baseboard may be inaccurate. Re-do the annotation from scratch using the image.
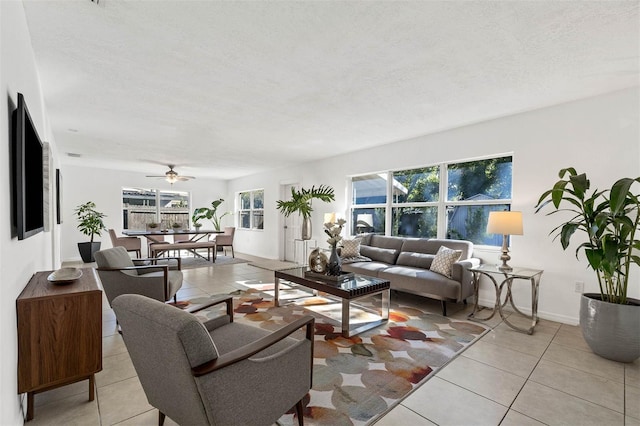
[476,296,579,326]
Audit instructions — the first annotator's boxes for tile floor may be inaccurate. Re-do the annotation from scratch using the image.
[26,254,640,426]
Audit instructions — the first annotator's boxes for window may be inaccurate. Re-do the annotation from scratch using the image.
[349,156,513,245]
[238,189,264,230]
[446,157,512,245]
[122,188,190,230]
[351,174,387,234]
[391,166,439,237]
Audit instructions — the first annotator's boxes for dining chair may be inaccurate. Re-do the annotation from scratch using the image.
[108,229,142,258]
[214,227,235,257]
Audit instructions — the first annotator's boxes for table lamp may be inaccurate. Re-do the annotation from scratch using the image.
[486,211,523,271]
[324,212,336,225]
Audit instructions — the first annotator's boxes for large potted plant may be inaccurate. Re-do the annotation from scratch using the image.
[276,185,335,240]
[75,201,107,263]
[535,168,639,362]
[192,198,231,231]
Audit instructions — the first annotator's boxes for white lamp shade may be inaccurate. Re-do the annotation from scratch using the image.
[324,212,336,224]
[356,214,373,227]
[487,211,523,235]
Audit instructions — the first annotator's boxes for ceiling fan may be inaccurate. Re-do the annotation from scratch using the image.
[146,165,195,185]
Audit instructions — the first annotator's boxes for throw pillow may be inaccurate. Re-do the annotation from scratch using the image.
[341,239,361,258]
[430,245,462,278]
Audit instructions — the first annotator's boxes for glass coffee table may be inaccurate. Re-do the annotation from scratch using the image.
[274,267,390,337]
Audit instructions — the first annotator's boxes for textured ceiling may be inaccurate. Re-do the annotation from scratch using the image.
[22,0,640,180]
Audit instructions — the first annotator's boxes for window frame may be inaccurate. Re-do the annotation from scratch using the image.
[348,154,513,246]
[238,189,264,230]
[122,187,191,230]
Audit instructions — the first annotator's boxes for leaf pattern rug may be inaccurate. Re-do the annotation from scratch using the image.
[185,288,488,426]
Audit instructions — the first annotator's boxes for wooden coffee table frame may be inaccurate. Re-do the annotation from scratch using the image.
[274,268,390,337]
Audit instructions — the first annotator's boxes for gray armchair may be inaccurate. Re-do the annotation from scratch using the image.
[108,229,142,258]
[112,294,314,426]
[94,246,183,306]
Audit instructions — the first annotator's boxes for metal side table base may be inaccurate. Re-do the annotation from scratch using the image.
[468,264,543,335]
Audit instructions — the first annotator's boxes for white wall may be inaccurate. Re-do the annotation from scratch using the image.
[228,88,640,325]
[61,166,228,260]
[0,1,60,422]
[1,2,637,418]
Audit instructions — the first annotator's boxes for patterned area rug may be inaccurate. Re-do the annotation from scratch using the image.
[184,289,488,425]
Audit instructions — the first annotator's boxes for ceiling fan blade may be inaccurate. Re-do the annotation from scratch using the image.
[146,165,195,182]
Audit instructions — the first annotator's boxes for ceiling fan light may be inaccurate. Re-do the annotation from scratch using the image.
[165,170,178,184]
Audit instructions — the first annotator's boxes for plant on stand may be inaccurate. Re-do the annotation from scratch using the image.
[324,218,346,276]
[192,198,231,231]
[276,185,335,240]
[535,167,639,362]
[75,201,107,263]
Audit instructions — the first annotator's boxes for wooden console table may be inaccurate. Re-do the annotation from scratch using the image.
[17,268,102,421]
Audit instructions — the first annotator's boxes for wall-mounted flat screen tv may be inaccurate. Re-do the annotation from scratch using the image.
[12,93,44,240]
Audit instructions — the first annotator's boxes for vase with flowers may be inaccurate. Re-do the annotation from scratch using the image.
[324,218,346,276]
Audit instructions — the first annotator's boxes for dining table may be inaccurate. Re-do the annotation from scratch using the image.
[122,229,223,261]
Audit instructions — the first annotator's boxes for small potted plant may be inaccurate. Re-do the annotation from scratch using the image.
[146,222,159,231]
[171,222,182,231]
[276,185,335,240]
[74,201,107,263]
[535,168,639,362]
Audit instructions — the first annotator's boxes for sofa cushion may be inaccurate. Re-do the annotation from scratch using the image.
[399,238,434,255]
[369,235,405,251]
[341,239,361,258]
[396,252,435,269]
[341,261,391,276]
[379,266,462,300]
[429,246,462,278]
[359,245,400,264]
[357,233,372,246]
[341,255,372,264]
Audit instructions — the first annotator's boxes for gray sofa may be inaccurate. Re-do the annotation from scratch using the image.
[341,234,481,316]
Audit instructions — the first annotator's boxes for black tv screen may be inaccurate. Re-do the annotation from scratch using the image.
[12,93,44,240]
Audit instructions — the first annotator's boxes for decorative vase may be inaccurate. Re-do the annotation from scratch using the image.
[580,293,640,363]
[301,217,312,240]
[327,245,342,276]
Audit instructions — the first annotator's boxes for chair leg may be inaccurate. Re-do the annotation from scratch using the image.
[158,411,166,426]
[441,300,447,317]
[295,399,304,426]
[230,246,234,258]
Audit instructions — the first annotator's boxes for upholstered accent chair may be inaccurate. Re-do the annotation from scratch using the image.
[112,294,314,426]
[94,246,183,306]
[108,229,142,258]
[214,226,236,257]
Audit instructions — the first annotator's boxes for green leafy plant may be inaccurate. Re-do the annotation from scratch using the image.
[74,201,107,243]
[192,198,231,231]
[147,222,159,229]
[276,185,335,219]
[171,222,182,229]
[535,168,640,304]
